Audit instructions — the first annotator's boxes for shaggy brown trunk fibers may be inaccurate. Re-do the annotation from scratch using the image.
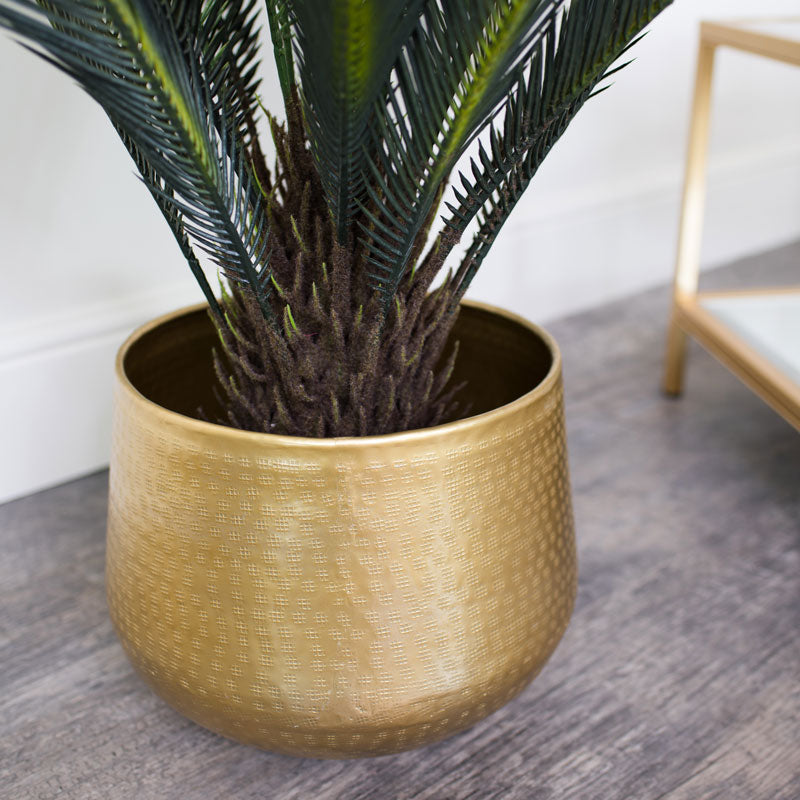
[209,98,466,437]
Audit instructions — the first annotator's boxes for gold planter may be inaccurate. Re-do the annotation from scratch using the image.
[106,301,577,758]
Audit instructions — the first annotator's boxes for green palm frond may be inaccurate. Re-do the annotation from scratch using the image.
[197,0,263,147]
[358,0,563,310]
[443,0,672,305]
[287,0,425,242]
[0,0,273,321]
[120,128,224,317]
[264,0,294,109]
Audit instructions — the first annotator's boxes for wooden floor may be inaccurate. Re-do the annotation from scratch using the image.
[1,242,798,800]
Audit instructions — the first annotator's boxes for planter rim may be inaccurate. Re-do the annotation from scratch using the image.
[116,299,561,449]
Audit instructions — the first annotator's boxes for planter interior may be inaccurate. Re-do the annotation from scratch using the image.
[123,303,554,429]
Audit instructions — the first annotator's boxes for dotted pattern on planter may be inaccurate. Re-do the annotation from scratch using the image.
[106,363,576,759]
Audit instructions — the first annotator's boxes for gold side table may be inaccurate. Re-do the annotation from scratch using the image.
[663,19,800,430]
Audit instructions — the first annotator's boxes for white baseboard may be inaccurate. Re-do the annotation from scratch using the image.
[1,146,799,503]
[0,283,200,504]
[0,330,125,504]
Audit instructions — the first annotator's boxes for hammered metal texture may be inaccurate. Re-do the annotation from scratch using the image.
[106,302,577,758]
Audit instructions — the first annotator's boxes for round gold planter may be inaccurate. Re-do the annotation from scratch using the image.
[106,301,577,758]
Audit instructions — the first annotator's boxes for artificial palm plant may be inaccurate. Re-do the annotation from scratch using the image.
[0,0,672,438]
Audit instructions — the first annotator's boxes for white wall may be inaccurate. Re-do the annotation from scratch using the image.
[1,2,799,502]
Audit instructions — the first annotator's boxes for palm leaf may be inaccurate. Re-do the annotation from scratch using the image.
[264,0,294,110]
[119,127,224,317]
[358,0,563,309]
[0,0,273,321]
[197,0,263,148]
[445,0,673,305]
[287,0,425,241]
[30,1,223,315]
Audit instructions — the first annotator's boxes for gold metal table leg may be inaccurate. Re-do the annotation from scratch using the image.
[663,39,717,396]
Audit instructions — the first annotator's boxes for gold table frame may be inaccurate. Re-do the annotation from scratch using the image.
[663,19,800,430]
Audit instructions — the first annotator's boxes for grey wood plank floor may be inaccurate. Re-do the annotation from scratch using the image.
[1,242,798,800]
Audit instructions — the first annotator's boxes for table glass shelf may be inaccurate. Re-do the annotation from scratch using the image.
[700,291,800,388]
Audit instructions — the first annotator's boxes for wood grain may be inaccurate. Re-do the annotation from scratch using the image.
[1,240,798,800]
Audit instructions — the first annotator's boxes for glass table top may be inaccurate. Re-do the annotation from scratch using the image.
[700,291,800,388]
